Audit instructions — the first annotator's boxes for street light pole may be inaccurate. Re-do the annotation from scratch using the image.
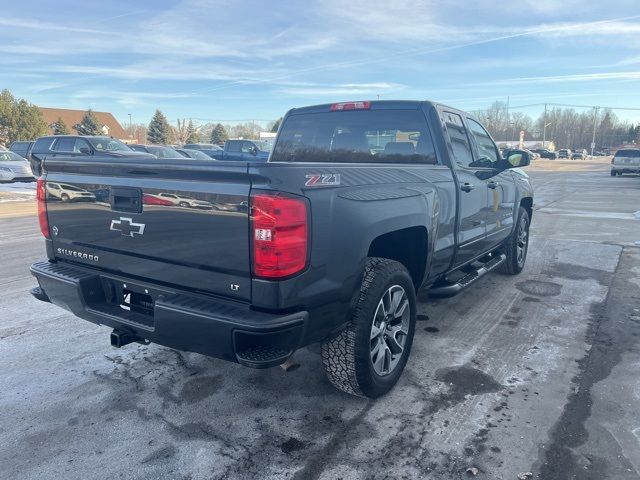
[591,106,599,158]
[542,103,547,148]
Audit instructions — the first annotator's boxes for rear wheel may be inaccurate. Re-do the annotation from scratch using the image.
[321,258,416,398]
[499,206,530,275]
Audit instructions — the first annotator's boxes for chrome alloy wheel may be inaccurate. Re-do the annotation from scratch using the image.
[516,215,529,267]
[370,285,410,376]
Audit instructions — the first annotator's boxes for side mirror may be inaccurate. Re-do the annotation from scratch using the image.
[504,149,530,169]
[79,147,92,155]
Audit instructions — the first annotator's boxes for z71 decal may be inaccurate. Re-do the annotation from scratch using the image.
[305,173,341,187]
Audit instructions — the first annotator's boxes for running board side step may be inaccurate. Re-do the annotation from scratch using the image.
[429,253,506,298]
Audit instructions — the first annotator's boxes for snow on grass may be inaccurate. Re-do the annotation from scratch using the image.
[0,181,36,202]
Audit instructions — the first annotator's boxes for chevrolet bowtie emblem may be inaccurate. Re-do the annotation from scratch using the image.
[110,217,145,237]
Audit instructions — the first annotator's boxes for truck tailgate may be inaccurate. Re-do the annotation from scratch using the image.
[44,160,252,301]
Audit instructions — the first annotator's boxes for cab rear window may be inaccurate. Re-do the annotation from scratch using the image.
[614,149,640,158]
[271,109,437,164]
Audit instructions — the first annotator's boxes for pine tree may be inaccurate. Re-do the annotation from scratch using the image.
[148,109,171,144]
[52,117,70,135]
[186,120,198,143]
[270,117,282,133]
[0,89,47,144]
[74,110,101,135]
[210,123,228,145]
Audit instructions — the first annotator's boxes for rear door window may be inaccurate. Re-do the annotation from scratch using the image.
[442,112,474,168]
[52,138,75,152]
[271,109,436,164]
[615,150,640,158]
[227,141,242,153]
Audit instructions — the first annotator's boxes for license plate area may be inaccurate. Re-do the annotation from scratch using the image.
[121,289,154,317]
[96,279,157,329]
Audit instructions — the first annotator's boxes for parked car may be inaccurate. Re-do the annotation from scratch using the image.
[531,148,558,159]
[156,192,213,209]
[46,182,96,202]
[30,100,533,398]
[207,140,271,161]
[611,149,640,176]
[175,148,213,160]
[130,144,184,159]
[143,193,175,206]
[9,141,34,159]
[571,149,587,160]
[0,150,35,183]
[27,135,152,176]
[558,149,571,159]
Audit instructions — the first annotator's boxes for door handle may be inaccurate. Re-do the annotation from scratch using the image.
[487,180,500,189]
[460,182,475,192]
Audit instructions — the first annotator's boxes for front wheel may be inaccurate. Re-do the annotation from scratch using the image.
[321,258,416,398]
[610,170,617,176]
[499,206,530,275]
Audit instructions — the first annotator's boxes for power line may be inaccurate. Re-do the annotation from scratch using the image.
[509,102,640,112]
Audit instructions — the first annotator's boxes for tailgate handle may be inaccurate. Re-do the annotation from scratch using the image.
[110,187,142,213]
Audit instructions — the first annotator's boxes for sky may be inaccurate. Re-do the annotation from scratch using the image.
[2,0,640,129]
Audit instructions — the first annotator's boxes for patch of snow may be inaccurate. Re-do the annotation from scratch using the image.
[0,181,36,202]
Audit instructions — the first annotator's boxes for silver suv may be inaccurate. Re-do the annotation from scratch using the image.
[611,149,640,176]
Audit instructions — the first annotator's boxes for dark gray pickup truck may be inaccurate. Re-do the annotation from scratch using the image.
[30,100,533,398]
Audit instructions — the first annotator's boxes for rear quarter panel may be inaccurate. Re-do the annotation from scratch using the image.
[249,163,456,341]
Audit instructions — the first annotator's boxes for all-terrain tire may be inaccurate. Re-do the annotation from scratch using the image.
[321,258,416,398]
[498,206,530,275]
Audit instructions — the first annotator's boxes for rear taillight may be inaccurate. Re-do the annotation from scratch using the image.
[251,192,308,279]
[36,178,50,239]
[330,101,371,111]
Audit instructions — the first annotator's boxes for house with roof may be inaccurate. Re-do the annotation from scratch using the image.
[38,107,130,141]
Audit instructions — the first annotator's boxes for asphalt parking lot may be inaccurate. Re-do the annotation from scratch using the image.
[1,160,639,480]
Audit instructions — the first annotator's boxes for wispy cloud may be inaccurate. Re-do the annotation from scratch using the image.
[475,71,640,86]
[2,1,640,122]
[0,18,117,35]
[278,82,406,96]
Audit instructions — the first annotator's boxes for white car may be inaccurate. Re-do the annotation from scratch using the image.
[157,193,213,209]
[0,151,35,182]
[611,149,640,176]
[46,182,96,202]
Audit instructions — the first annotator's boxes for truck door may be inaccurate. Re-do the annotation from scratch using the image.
[241,141,257,160]
[225,141,242,160]
[465,117,516,247]
[441,111,489,266]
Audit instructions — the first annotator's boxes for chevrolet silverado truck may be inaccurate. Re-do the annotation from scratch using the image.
[30,101,533,398]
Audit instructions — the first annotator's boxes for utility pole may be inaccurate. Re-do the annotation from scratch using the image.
[542,103,547,148]
[506,96,511,143]
[128,113,132,140]
[591,106,599,157]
